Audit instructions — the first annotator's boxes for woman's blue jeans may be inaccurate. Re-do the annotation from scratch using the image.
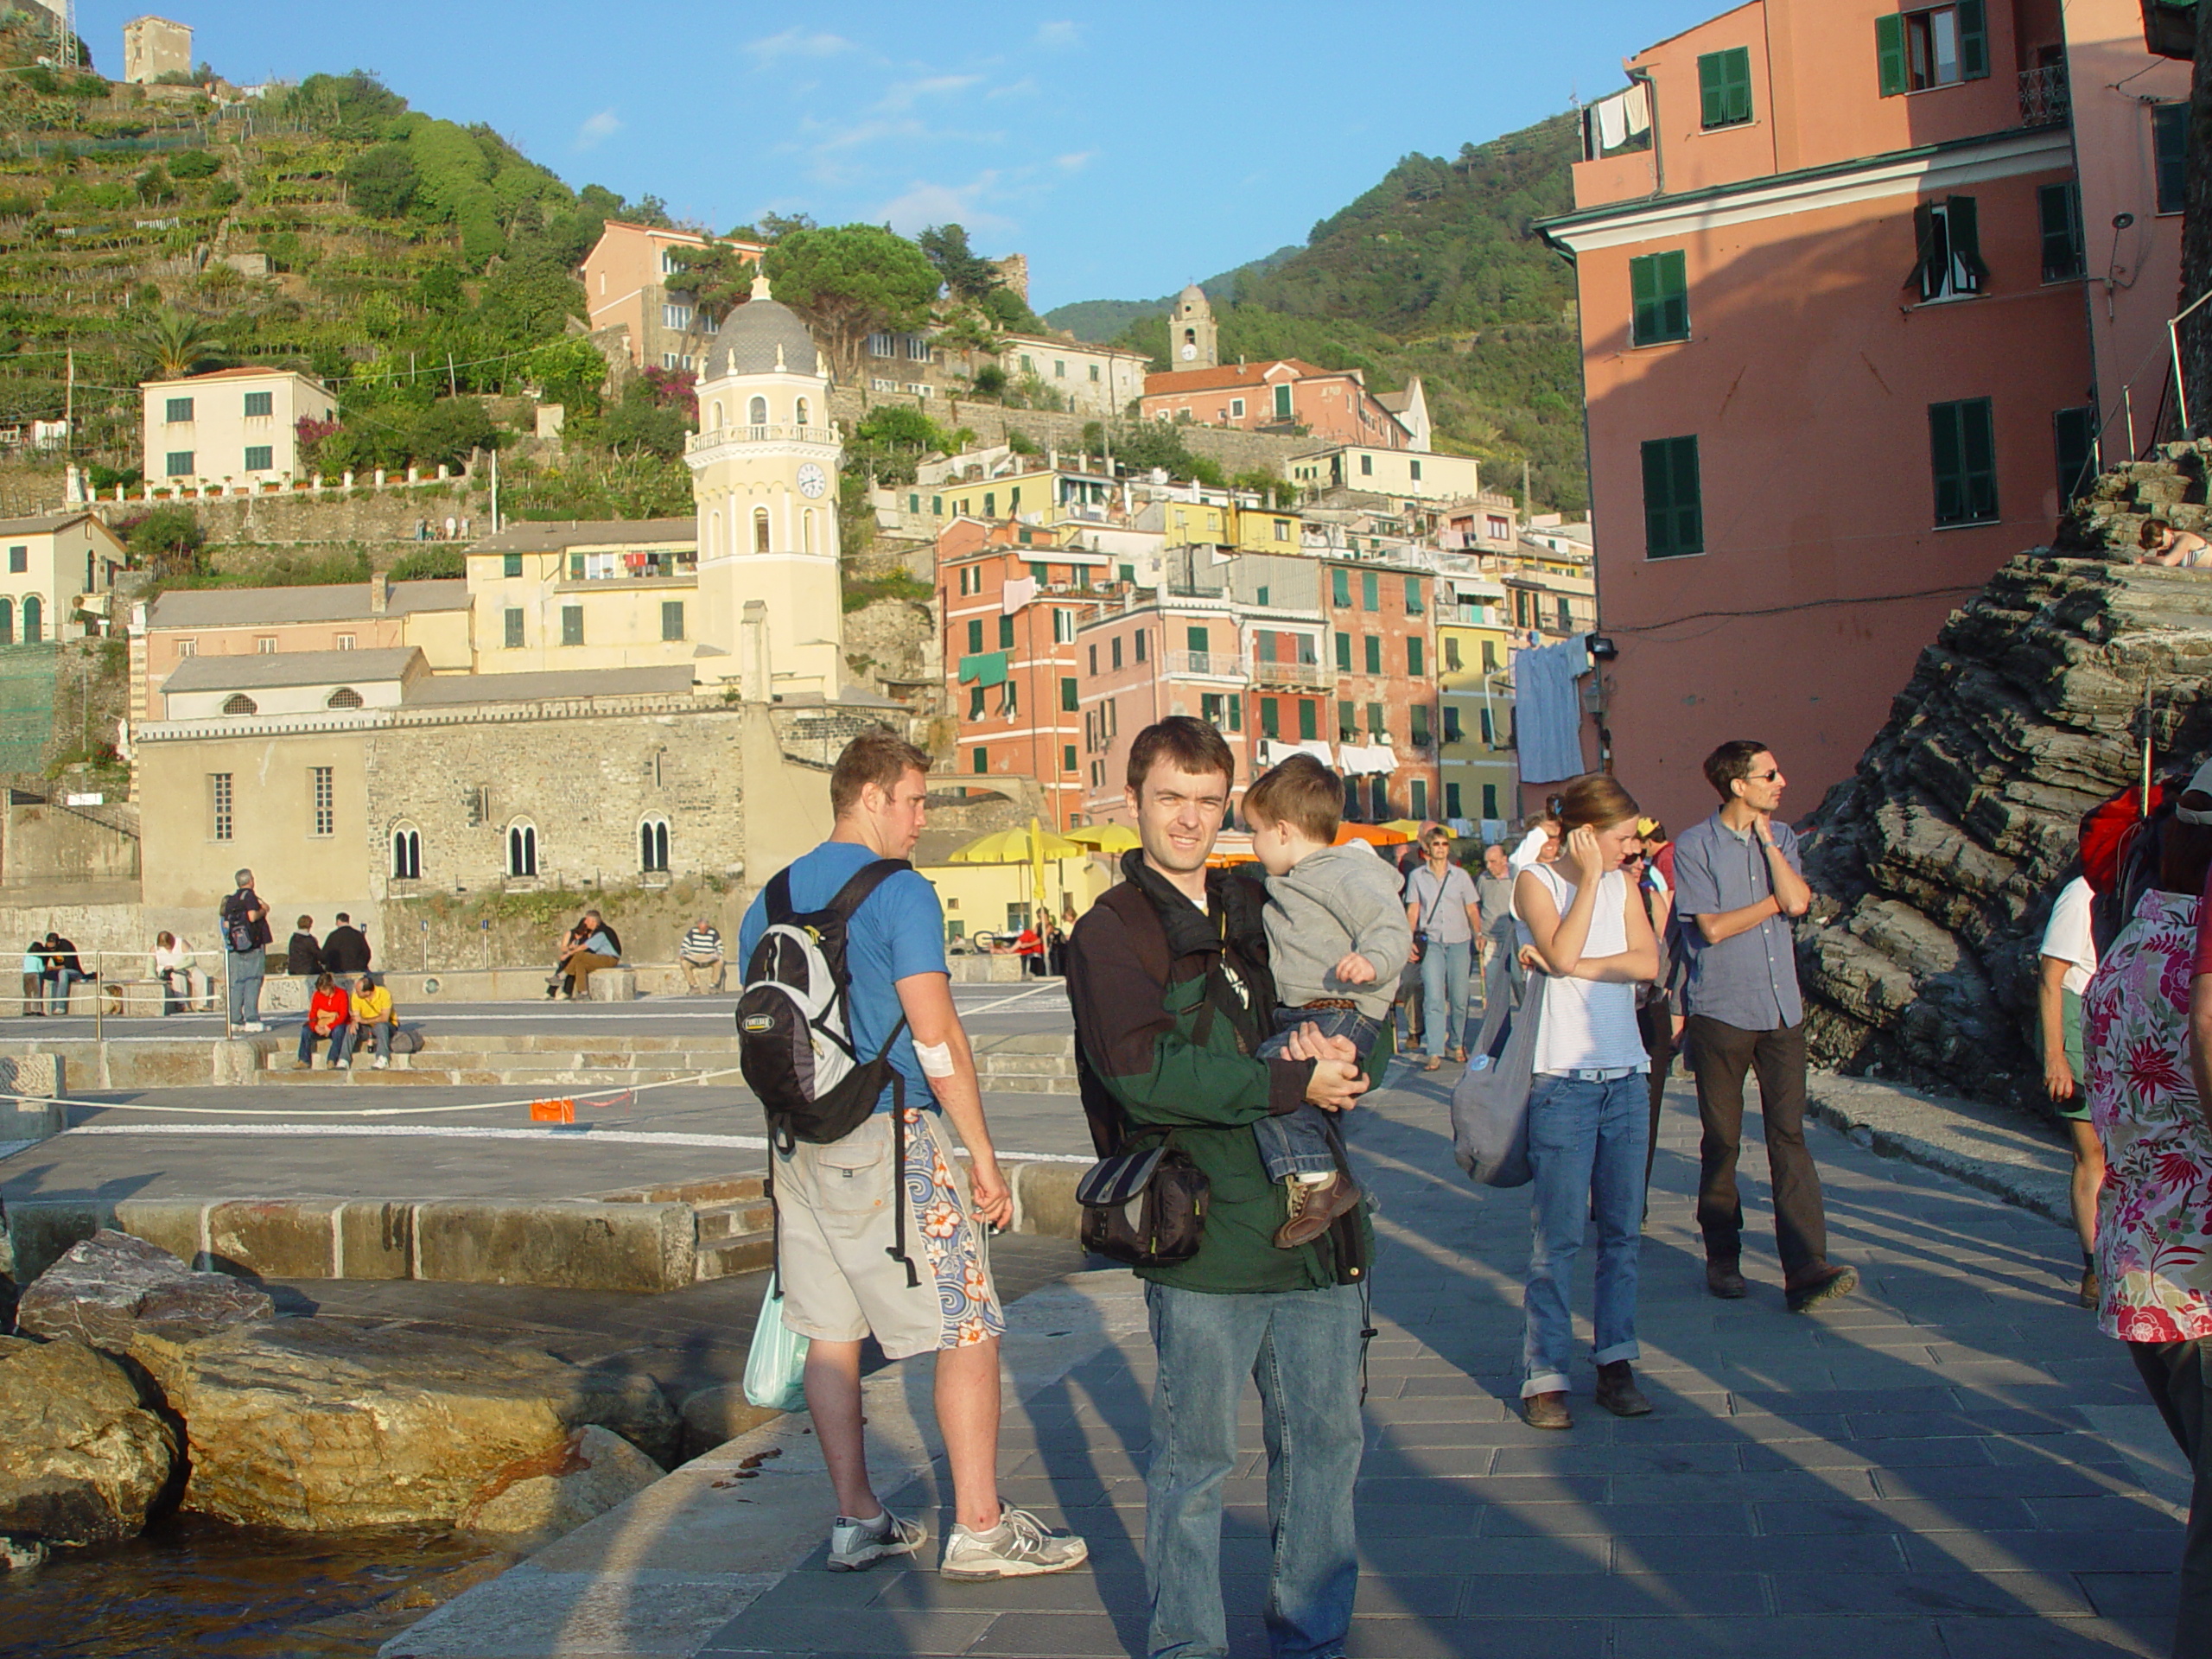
[1421,938,1471,1055]
[1145,1281,1363,1659]
[1522,1070,1649,1397]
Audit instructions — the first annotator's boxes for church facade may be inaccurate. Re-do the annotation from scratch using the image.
[130,281,886,938]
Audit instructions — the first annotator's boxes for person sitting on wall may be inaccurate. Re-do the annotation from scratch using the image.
[347,973,397,1070]
[679,918,726,994]
[42,932,89,1017]
[555,912,621,1000]
[322,913,372,976]
[2142,518,2212,569]
[149,931,198,1016]
[295,972,353,1070]
[286,917,322,977]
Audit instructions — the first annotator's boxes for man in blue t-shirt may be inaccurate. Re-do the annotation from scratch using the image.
[736,729,1086,1585]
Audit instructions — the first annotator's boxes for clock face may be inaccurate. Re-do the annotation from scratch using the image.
[1179,344,1197,360]
[798,463,827,499]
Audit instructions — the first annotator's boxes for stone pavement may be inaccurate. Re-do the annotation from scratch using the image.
[453,1068,2188,1659]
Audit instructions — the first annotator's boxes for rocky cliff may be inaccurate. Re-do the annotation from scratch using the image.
[1800,442,2212,1108]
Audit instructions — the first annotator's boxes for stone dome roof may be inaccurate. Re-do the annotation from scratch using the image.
[707,275,824,378]
[1177,283,1210,310]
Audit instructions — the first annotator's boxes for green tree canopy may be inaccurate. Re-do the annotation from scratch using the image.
[344,145,417,217]
[124,505,206,578]
[764,224,939,368]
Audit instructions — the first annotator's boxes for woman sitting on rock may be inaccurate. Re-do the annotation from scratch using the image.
[2084,756,2212,1653]
[2140,518,2212,569]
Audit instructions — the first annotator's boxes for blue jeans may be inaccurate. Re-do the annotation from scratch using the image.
[1254,1007,1380,1180]
[298,1022,348,1065]
[226,952,264,1025]
[1420,939,1472,1055]
[44,968,82,1015]
[1522,1071,1649,1397]
[344,1020,392,1063]
[1146,1281,1364,1659]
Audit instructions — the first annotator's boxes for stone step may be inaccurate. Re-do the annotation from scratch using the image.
[592,1173,766,1207]
[695,1219,774,1281]
[696,1198,773,1243]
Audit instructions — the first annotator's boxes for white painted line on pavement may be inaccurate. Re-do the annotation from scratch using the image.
[56,1122,1095,1161]
[956,982,1068,1017]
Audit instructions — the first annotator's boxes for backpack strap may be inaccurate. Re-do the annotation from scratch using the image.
[820,857,913,925]
[762,868,796,926]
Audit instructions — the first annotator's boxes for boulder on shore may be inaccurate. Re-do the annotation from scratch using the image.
[125,1319,677,1531]
[461,1424,664,1535]
[14,1230,273,1348]
[0,1334,178,1546]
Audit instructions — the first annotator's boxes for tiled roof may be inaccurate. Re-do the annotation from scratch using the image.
[0,511,110,537]
[401,664,696,706]
[161,647,423,694]
[1142,359,1331,397]
[146,580,470,629]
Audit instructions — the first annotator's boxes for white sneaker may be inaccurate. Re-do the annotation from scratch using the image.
[371,1057,388,1070]
[827,1508,925,1572]
[238,1022,266,1033]
[939,1506,1089,1580]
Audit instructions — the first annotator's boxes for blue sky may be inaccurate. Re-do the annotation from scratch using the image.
[80,1,1719,311]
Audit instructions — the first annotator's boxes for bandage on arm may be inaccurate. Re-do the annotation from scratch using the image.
[914,1038,956,1078]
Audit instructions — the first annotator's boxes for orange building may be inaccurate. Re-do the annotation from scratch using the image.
[1540,0,2180,830]
[1140,360,1413,449]
[581,222,768,372]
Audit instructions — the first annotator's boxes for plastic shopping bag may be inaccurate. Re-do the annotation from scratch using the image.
[742,1269,810,1412]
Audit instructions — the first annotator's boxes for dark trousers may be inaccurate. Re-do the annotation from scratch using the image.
[1686,1014,1829,1281]
[2129,1338,2212,1658]
[1639,994,1676,1193]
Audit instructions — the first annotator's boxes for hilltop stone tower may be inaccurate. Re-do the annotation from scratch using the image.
[1170,284,1217,368]
[686,273,845,702]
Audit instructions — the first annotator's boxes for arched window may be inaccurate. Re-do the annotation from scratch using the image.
[22,595,40,644]
[639,817,670,873]
[327,686,363,709]
[391,823,422,880]
[506,820,537,878]
[221,693,257,715]
[802,510,814,556]
[0,598,13,645]
[753,506,771,554]
[794,396,810,426]
[747,395,768,426]
[709,401,723,430]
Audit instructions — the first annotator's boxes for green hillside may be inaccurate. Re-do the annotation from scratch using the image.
[1044,246,1298,344]
[1053,113,1586,509]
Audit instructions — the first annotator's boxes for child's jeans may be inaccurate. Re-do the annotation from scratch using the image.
[1254,1005,1381,1180]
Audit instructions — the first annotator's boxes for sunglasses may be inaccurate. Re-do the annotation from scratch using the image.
[1747,769,1782,782]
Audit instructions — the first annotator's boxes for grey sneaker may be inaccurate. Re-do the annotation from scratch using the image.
[939,1506,1089,1580]
[827,1508,925,1572]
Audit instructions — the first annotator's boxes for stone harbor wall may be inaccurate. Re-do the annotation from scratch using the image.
[1798,441,2212,1107]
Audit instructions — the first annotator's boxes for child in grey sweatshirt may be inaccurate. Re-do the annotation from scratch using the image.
[1243,755,1414,1247]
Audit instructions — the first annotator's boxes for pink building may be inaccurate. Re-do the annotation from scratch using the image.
[580,221,768,372]
[1140,360,1412,449]
[1541,0,2181,830]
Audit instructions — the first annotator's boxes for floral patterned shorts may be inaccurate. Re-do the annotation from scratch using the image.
[773,1104,1004,1361]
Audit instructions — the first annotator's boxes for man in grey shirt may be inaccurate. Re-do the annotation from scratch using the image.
[1473,842,1518,1014]
[1673,741,1856,1313]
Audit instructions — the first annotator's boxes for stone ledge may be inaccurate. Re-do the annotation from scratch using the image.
[1803,1071,2072,1229]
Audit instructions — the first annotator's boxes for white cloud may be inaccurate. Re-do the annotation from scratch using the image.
[574,108,621,150]
[1055,150,1095,172]
[746,27,853,62]
[1033,20,1080,48]
[986,77,1039,101]
[878,176,1012,237]
[875,73,982,113]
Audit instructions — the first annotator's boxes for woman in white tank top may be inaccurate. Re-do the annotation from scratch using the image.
[1509,773,1659,1432]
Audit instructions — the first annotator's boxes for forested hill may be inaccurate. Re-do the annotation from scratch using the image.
[1046,112,1586,509]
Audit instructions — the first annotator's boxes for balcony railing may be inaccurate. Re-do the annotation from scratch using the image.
[2020,64,2069,128]
[684,423,839,454]
[1166,650,1250,680]
[1250,658,1332,692]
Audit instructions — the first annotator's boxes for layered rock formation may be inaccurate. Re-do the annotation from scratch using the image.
[0,1334,179,1546]
[1800,442,2212,1104]
[14,1230,274,1345]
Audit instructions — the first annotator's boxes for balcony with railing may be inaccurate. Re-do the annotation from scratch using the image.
[1250,657,1332,693]
[684,423,839,454]
[1165,649,1250,681]
[2019,63,2069,128]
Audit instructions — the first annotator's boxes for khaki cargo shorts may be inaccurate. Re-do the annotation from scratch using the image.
[773,1106,1004,1361]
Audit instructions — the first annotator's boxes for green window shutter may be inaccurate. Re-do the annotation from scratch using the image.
[1362,571,1379,611]
[1335,631,1351,670]
[1411,703,1431,746]
[1064,745,1077,772]
[1957,0,1988,79]
[1298,699,1317,740]
[2053,406,2097,505]
[1641,435,1703,558]
[1186,625,1208,654]
[1227,695,1241,732]
[1367,701,1386,737]
[1274,383,1292,417]
[1929,397,1998,524]
[1876,12,1907,98]
[1364,635,1382,674]
[1630,251,1689,346]
[967,619,983,653]
[1961,397,1997,518]
[2156,105,2190,216]
[1261,697,1280,738]
[998,614,1014,649]
[1060,677,1077,712]
[1947,196,1987,288]
[1408,637,1425,677]
[973,747,988,774]
[1332,568,1351,607]
[1698,48,1752,129]
[2038,182,2084,282]
[1339,699,1355,738]
[502,551,522,578]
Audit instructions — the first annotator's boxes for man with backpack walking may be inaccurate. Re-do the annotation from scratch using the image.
[735,728,1087,1582]
[218,869,273,1032]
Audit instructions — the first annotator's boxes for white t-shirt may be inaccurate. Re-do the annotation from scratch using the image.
[1515,863,1649,1076]
[2039,875,2098,996]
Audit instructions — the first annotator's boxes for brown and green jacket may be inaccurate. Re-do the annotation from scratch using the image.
[1065,850,1373,1294]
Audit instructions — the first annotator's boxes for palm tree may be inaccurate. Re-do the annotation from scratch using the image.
[124,306,218,379]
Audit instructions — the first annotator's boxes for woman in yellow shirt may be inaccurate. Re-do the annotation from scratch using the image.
[347,973,396,1070]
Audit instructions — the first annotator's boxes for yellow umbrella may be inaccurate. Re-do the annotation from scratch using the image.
[948,820,1084,919]
[1066,823,1140,853]
[1381,819,1431,837]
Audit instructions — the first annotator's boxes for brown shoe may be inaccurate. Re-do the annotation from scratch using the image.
[1784,1263,1859,1313]
[1274,1173,1363,1248]
[1706,1257,1747,1299]
[1521,1390,1573,1430]
[1594,1360,1652,1417]
[2079,1262,2101,1310]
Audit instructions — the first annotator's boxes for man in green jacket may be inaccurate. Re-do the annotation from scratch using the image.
[1065,716,1372,1659]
